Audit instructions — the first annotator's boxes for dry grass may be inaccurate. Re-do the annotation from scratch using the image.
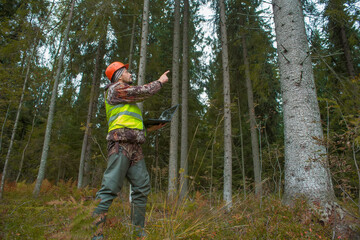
[0,180,346,239]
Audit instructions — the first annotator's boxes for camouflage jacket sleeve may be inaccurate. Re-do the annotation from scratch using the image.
[106,80,162,105]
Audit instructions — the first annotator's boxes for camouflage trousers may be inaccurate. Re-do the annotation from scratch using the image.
[93,147,150,228]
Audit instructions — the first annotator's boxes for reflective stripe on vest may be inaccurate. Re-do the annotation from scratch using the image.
[105,94,144,132]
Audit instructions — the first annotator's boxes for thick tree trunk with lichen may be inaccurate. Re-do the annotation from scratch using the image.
[273,0,360,237]
[273,0,334,205]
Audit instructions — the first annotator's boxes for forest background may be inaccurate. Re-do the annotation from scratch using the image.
[0,0,360,238]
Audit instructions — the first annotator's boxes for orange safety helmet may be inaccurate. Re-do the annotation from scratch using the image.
[105,62,129,81]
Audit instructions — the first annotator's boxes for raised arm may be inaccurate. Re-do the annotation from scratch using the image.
[106,71,169,105]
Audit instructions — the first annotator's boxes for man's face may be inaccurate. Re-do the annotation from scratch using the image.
[120,69,133,84]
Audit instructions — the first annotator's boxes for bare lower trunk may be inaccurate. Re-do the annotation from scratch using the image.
[275,147,282,198]
[179,0,190,201]
[16,108,37,183]
[219,0,232,210]
[154,135,159,192]
[0,34,39,199]
[0,101,11,154]
[273,0,334,205]
[128,15,136,71]
[340,25,355,78]
[83,141,92,186]
[33,0,76,197]
[242,36,261,197]
[237,97,246,198]
[168,0,181,199]
[137,0,150,112]
[78,35,105,188]
[352,142,360,213]
[272,1,360,236]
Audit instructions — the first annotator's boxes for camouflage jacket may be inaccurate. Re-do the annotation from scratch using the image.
[105,80,162,165]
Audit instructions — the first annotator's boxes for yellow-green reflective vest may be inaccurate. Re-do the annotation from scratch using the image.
[105,96,144,133]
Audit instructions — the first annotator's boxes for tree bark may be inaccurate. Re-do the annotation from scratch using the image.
[272,0,334,205]
[339,25,355,79]
[179,0,189,201]
[237,97,246,198]
[0,34,39,199]
[168,0,181,199]
[128,15,137,71]
[272,4,360,235]
[0,101,11,154]
[78,35,105,188]
[219,0,232,210]
[137,0,150,112]
[242,35,261,197]
[33,0,76,197]
[16,104,38,183]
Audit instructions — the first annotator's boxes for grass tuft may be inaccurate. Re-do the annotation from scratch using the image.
[0,181,348,239]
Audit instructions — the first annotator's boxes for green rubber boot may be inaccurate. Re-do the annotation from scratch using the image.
[91,212,107,240]
[131,204,147,238]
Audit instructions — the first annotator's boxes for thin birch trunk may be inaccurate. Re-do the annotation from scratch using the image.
[210,114,221,207]
[352,142,360,213]
[179,0,190,201]
[137,0,150,112]
[33,0,76,197]
[0,101,11,154]
[168,0,181,199]
[78,35,105,188]
[155,135,159,192]
[275,146,282,198]
[16,105,38,183]
[242,35,261,197]
[237,97,246,198]
[219,0,232,210]
[0,34,39,199]
[128,15,136,71]
[340,25,355,78]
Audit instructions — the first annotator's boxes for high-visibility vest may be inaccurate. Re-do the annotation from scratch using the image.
[105,93,144,132]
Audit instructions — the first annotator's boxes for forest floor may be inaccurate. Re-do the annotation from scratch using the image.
[0,180,357,239]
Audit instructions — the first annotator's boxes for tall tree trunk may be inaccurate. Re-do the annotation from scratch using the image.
[16,103,39,183]
[272,2,360,236]
[0,35,39,199]
[272,0,334,205]
[33,0,76,197]
[179,0,189,201]
[0,101,11,154]
[78,35,105,188]
[168,0,181,199]
[219,0,232,210]
[137,0,150,112]
[128,15,136,71]
[339,25,355,78]
[242,35,261,197]
[237,97,246,198]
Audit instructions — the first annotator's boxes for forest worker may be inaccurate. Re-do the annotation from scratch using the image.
[91,61,169,239]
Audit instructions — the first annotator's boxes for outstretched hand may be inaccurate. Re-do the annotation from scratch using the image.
[158,70,170,84]
[147,123,167,133]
